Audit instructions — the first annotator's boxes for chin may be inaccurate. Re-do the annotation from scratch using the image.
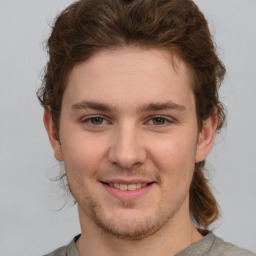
[95,210,169,240]
[80,196,176,241]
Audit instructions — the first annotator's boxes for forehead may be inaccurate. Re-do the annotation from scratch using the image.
[63,47,194,110]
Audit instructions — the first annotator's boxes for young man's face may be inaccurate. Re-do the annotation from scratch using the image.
[45,47,215,240]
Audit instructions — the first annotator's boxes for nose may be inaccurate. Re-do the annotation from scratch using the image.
[108,124,147,169]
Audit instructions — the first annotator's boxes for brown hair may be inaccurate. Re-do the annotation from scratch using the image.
[37,0,226,229]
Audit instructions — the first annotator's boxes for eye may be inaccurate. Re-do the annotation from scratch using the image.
[81,116,109,127]
[147,116,175,127]
[90,117,105,125]
[151,117,168,125]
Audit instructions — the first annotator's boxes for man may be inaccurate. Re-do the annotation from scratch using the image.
[38,0,255,255]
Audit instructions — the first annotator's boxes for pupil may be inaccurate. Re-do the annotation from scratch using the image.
[153,117,165,125]
[91,117,103,125]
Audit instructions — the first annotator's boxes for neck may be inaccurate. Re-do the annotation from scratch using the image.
[76,203,203,256]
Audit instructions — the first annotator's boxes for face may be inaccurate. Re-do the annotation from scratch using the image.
[45,47,216,240]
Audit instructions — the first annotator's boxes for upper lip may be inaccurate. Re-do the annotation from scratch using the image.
[100,179,155,184]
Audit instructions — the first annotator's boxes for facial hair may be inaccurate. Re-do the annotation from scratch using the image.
[65,166,187,241]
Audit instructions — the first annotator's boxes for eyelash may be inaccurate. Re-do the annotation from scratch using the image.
[81,115,110,127]
[146,116,175,127]
[81,115,175,128]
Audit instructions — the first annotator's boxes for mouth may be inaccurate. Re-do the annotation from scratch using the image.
[102,182,154,191]
[100,180,155,200]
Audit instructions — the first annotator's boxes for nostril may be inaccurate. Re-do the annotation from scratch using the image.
[107,133,147,169]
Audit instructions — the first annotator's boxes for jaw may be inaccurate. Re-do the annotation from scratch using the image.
[76,179,191,239]
[76,195,201,256]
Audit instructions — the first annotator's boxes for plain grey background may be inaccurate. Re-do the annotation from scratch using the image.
[0,0,255,255]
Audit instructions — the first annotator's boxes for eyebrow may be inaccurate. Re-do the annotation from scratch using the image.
[137,101,185,113]
[71,100,185,113]
[72,101,115,112]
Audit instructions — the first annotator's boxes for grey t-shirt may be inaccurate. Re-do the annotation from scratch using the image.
[44,233,256,256]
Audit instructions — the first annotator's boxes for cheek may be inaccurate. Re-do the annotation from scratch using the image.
[148,133,197,196]
[60,132,108,175]
[150,134,197,172]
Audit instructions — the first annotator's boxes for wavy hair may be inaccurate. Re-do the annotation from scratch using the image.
[37,0,226,229]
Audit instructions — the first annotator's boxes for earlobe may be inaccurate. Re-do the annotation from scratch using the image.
[43,108,63,162]
[196,110,218,163]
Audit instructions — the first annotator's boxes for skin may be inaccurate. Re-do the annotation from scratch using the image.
[44,47,217,256]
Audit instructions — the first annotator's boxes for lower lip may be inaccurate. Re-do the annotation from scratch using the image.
[102,183,154,200]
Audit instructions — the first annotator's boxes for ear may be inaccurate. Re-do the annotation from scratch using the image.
[43,108,63,162]
[196,110,218,163]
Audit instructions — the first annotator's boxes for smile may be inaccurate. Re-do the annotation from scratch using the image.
[108,183,148,190]
[101,180,154,200]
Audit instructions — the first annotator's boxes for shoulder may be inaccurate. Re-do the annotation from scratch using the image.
[210,235,256,256]
[43,245,68,256]
[43,235,81,256]
[43,245,67,256]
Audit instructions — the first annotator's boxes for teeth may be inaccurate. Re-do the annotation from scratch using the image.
[110,182,149,190]
[114,183,120,189]
[120,184,127,190]
[128,184,136,190]
[136,183,142,189]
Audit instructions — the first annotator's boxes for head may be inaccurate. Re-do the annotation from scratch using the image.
[38,0,226,232]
